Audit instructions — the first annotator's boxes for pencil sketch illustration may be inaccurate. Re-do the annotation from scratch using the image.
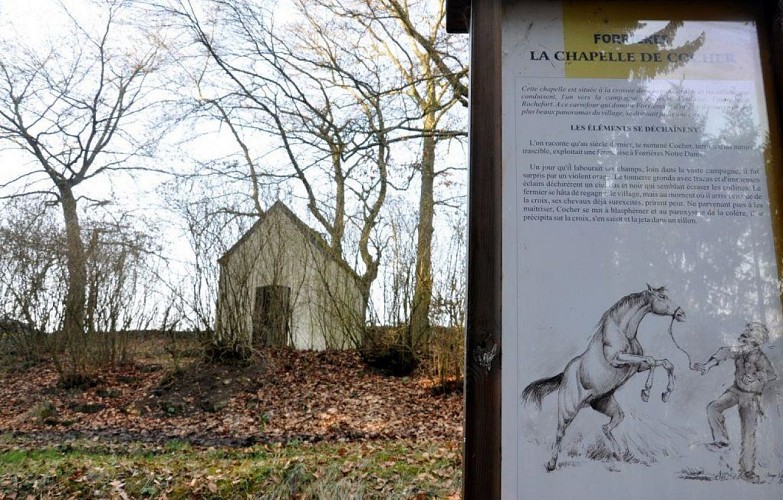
[693,322,778,483]
[521,285,687,472]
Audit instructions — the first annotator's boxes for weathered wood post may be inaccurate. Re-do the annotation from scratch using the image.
[448,0,502,498]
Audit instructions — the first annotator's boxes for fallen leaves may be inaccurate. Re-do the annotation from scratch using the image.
[0,343,464,497]
[0,347,462,448]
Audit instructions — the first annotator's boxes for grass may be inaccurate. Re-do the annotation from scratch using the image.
[0,435,461,499]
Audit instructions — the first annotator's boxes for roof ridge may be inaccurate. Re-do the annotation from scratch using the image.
[217,201,362,287]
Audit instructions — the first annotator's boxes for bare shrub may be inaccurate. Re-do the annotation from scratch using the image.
[360,325,418,377]
[0,200,66,365]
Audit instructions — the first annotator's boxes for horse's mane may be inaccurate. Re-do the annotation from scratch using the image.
[594,289,657,332]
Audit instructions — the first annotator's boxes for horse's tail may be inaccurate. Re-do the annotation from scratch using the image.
[521,373,563,409]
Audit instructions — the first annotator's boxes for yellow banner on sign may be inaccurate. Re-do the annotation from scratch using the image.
[561,1,753,79]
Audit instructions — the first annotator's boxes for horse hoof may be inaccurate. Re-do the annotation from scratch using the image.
[545,460,556,472]
[641,390,650,402]
[662,392,670,402]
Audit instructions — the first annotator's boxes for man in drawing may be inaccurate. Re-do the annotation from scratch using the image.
[695,322,777,483]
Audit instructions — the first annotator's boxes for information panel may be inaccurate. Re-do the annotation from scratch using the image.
[501,2,783,498]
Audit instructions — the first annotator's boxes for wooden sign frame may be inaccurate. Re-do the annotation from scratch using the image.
[448,1,783,498]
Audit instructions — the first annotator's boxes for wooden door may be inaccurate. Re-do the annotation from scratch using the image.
[253,285,292,346]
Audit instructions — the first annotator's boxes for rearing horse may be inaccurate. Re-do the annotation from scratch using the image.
[521,285,686,472]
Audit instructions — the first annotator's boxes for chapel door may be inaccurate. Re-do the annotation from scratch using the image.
[253,285,292,347]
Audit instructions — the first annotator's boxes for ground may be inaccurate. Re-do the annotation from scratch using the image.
[0,335,463,498]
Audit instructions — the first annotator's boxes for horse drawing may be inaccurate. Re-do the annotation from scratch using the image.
[521,285,686,472]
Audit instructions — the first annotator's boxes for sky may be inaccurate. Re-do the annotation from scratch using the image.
[0,0,470,328]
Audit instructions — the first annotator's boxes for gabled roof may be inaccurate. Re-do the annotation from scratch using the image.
[218,201,361,286]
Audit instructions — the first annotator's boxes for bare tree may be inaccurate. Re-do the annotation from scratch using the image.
[151,0,466,355]
[157,0,409,327]
[83,217,164,361]
[429,208,466,386]
[0,196,165,373]
[164,178,243,330]
[313,0,468,348]
[0,0,165,381]
[379,202,418,327]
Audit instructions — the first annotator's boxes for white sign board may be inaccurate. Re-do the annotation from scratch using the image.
[501,2,783,498]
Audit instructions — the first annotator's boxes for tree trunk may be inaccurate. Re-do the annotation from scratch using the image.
[59,184,87,350]
[409,113,436,349]
[358,278,372,345]
[85,228,100,336]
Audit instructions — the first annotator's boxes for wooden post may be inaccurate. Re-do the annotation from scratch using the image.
[463,0,502,498]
